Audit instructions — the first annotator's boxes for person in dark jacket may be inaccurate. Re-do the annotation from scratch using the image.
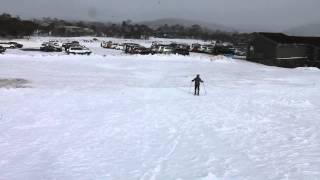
[192,74,204,96]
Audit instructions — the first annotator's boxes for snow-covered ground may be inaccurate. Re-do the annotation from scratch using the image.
[0,37,320,180]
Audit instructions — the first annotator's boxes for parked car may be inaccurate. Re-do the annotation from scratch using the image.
[124,43,140,53]
[0,42,23,49]
[151,44,174,54]
[201,45,215,54]
[170,43,190,55]
[115,44,124,50]
[153,45,174,54]
[151,44,161,54]
[101,41,113,48]
[66,46,92,55]
[191,43,201,52]
[132,47,151,55]
[0,46,6,53]
[214,45,235,55]
[125,44,141,54]
[111,43,118,49]
[234,48,247,56]
[162,46,174,54]
[124,44,151,54]
[8,42,23,48]
[63,41,80,50]
[40,42,62,52]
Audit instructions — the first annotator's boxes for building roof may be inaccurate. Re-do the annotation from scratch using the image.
[258,32,320,47]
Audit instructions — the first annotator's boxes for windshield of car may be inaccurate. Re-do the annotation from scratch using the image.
[71,48,83,50]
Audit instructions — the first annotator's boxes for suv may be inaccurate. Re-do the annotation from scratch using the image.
[66,46,92,55]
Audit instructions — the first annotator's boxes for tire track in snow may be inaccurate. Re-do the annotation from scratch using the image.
[143,134,181,180]
[139,102,189,180]
[139,133,181,180]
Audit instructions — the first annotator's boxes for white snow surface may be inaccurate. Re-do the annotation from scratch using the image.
[0,37,320,180]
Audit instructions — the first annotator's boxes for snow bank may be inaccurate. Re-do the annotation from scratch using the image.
[295,67,320,71]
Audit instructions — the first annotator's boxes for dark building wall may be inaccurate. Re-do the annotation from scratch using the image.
[247,34,277,65]
[309,47,320,67]
[276,45,309,59]
[312,47,320,61]
[246,33,320,68]
[275,45,310,67]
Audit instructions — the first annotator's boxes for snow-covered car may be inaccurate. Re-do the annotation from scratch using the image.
[66,46,92,55]
[49,41,62,46]
[0,42,23,49]
[51,42,63,51]
[0,46,6,53]
[115,44,124,50]
[111,43,118,49]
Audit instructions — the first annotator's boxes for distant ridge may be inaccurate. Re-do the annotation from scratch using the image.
[138,18,236,32]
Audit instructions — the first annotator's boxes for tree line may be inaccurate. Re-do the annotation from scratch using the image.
[0,13,38,37]
[0,13,252,45]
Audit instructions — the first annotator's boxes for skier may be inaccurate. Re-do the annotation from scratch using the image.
[192,74,204,96]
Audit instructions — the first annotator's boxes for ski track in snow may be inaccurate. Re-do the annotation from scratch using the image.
[0,37,320,180]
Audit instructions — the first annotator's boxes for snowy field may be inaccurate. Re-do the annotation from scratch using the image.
[0,37,320,180]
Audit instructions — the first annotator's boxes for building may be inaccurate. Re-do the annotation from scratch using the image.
[247,33,320,68]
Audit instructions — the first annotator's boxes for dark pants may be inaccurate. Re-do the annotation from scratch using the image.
[194,85,200,95]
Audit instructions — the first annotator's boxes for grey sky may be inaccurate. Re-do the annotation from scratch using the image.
[1,0,319,31]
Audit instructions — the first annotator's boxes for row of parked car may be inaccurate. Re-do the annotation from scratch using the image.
[101,41,190,55]
[40,40,92,55]
[191,43,246,56]
[0,39,244,57]
[101,40,246,56]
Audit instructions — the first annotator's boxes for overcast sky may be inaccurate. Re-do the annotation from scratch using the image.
[1,0,319,31]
